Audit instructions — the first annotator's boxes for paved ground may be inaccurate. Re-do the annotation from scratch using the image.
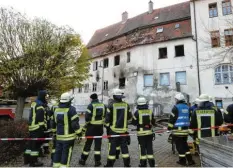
[2,117,201,167]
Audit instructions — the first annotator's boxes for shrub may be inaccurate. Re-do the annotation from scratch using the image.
[0,120,29,163]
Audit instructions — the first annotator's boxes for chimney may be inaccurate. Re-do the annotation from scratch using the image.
[148,0,154,14]
[122,11,128,23]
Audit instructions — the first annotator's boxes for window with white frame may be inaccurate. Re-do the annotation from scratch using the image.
[222,0,232,16]
[92,83,97,92]
[93,61,98,71]
[144,74,153,87]
[160,73,170,86]
[84,84,89,93]
[175,71,187,85]
[104,81,108,90]
[157,27,163,33]
[209,3,218,18]
[215,65,233,84]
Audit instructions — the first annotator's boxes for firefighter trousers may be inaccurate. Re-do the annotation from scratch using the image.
[81,124,103,162]
[51,139,56,161]
[53,140,74,167]
[173,135,190,158]
[24,128,44,163]
[138,134,155,167]
[107,131,130,167]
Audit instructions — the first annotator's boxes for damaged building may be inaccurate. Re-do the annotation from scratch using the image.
[73,1,200,114]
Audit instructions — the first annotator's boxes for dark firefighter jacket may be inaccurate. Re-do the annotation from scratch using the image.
[85,99,107,125]
[52,103,82,141]
[132,104,156,136]
[168,100,190,136]
[105,97,132,134]
[224,104,233,133]
[190,101,223,139]
[29,91,47,132]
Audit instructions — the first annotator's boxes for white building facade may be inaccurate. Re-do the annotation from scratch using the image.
[190,0,233,109]
[73,1,200,114]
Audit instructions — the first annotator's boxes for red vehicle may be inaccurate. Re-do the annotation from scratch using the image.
[0,100,16,120]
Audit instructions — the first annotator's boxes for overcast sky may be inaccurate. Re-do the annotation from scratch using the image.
[0,0,188,44]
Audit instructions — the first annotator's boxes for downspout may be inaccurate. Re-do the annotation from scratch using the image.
[193,0,201,95]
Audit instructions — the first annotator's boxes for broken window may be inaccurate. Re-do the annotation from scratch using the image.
[144,74,153,87]
[104,81,108,90]
[127,52,131,63]
[92,83,97,92]
[222,0,232,15]
[84,84,89,93]
[175,45,185,57]
[157,27,163,33]
[175,71,187,85]
[175,23,180,29]
[93,61,98,71]
[211,31,220,48]
[224,29,233,46]
[160,73,170,86]
[119,78,126,88]
[209,3,218,18]
[159,47,167,59]
[104,58,109,68]
[78,88,82,93]
[114,55,120,66]
[215,65,233,84]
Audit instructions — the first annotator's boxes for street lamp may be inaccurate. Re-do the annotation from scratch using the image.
[99,60,104,103]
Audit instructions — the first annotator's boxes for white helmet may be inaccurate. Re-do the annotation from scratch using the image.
[175,93,185,101]
[60,92,73,103]
[112,88,123,96]
[209,96,213,102]
[137,97,147,105]
[197,94,209,102]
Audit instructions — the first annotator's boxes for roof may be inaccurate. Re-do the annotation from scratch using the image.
[87,1,190,48]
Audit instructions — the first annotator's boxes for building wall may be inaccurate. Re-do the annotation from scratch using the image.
[74,38,198,114]
[190,0,233,108]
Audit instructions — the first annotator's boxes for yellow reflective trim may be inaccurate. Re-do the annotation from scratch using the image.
[105,123,110,127]
[29,125,40,131]
[38,122,45,126]
[112,103,128,131]
[71,114,79,121]
[83,151,89,155]
[75,128,82,134]
[90,120,104,125]
[60,164,67,168]
[52,149,55,153]
[87,109,91,113]
[108,155,116,160]
[52,129,56,133]
[137,130,153,136]
[94,151,101,155]
[122,154,129,158]
[197,115,201,139]
[186,152,191,155]
[36,106,44,110]
[53,163,60,168]
[168,123,174,128]
[179,154,186,157]
[67,146,73,167]
[133,115,137,120]
[141,156,147,160]
[225,111,229,114]
[170,113,175,117]
[56,134,76,141]
[147,155,154,159]
[64,113,68,135]
[116,146,120,150]
[25,150,31,154]
[211,114,215,137]
[30,151,39,156]
[31,102,36,127]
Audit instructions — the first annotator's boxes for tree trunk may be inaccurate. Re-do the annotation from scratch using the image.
[15,96,26,121]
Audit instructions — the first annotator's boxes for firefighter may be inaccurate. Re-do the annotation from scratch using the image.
[189,99,198,114]
[53,92,82,168]
[40,94,51,157]
[79,93,107,167]
[132,97,156,167]
[105,89,132,167]
[223,104,233,134]
[50,100,59,165]
[167,93,195,166]
[190,94,223,144]
[24,90,48,167]
[209,96,224,119]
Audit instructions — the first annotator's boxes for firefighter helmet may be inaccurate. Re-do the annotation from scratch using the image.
[137,97,147,105]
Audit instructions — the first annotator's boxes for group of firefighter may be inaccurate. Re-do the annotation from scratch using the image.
[23,89,233,167]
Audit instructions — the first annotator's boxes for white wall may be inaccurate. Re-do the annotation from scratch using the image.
[74,37,199,113]
[190,0,233,108]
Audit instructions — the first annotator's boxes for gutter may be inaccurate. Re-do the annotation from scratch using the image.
[193,1,201,95]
